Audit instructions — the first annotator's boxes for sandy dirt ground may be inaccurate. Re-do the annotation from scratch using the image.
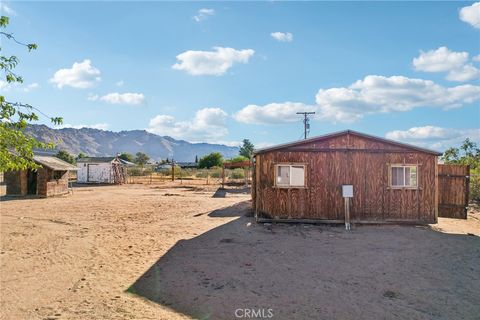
[1,183,479,320]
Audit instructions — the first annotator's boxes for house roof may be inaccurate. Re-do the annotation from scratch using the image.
[77,157,118,163]
[118,159,136,166]
[253,130,442,156]
[34,155,78,171]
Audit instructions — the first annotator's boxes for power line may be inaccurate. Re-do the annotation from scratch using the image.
[296,112,315,139]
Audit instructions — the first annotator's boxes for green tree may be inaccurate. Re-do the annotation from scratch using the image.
[442,138,480,202]
[195,155,198,163]
[226,155,249,163]
[118,152,134,163]
[239,139,255,159]
[135,152,150,167]
[0,16,63,171]
[441,138,480,169]
[198,152,223,169]
[56,150,75,164]
[77,152,87,159]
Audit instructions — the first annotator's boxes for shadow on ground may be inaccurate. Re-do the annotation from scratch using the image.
[0,195,43,202]
[128,202,480,320]
[212,186,251,198]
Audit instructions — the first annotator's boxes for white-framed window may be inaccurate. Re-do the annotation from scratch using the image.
[275,164,306,187]
[390,165,418,188]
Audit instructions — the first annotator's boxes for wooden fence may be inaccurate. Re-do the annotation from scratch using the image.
[438,164,469,219]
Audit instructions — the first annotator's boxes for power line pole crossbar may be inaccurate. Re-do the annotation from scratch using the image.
[296,112,316,139]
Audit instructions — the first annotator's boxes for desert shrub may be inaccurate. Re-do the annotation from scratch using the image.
[128,167,142,176]
[128,166,152,176]
[230,168,245,179]
[195,170,208,178]
[209,167,222,178]
[142,167,153,176]
[225,155,248,163]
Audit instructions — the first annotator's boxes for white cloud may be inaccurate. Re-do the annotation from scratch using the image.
[87,93,99,101]
[270,32,293,42]
[116,80,124,87]
[413,47,480,82]
[446,64,480,82]
[23,82,40,92]
[148,107,229,142]
[50,59,101,89]
[234,75,480,124]
[0,81,40,93]
[386,126,480,151]
[315,75,480,122]
[172,47,255,76]
[55,123,109,130]
[413,47,468,72]
[0,3,16,16]
[473,54,480,62]
[234,102,316,124]
[459,2,480,29]
[0,80,8,91]
[193,8,215,22]
[99,92,145,105]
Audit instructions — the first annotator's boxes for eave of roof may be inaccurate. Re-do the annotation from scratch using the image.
[77,157,117,163]
[253,130,442,156]
[34,155,78,171]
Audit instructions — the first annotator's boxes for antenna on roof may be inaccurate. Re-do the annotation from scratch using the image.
[296,112,316,139]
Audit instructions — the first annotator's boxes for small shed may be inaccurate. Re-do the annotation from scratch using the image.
[4,155,77,198]
[252,130,444,224]
[76,157,126,184]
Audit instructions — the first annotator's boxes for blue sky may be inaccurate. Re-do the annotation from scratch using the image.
[1,1,479,151]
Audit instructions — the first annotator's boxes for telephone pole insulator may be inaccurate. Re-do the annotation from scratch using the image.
[296,112,316,139]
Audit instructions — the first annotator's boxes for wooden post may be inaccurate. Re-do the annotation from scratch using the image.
[465,165,470,217]
[344,197,351,230]
[244,167,248,187]
[222,166,225,189]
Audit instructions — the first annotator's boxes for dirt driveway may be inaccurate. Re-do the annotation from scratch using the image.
[1,183,479,320]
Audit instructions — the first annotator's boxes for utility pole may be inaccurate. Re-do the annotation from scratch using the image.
[296,112,316,139]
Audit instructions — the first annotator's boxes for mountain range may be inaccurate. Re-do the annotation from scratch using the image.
[25,125,239,162]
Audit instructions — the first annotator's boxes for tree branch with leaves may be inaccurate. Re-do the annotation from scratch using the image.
[0,15,63,171]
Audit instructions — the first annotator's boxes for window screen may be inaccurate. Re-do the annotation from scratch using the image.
[276,165,290,186]
[391,165,418,187]
[275,165,305,187]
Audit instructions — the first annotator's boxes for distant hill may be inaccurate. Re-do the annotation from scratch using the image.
[25,124,239,162]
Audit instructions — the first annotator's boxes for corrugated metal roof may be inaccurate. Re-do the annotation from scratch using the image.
[118,159,136,166]
[34,155,78,171]
[253,130,442,156]
[77,157,117,163]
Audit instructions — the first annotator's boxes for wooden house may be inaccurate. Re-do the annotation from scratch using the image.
[252,130,457,224]
[4,155,77,198]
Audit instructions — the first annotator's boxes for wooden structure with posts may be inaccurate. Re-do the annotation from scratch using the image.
[222,160,252,188]
[4,155,77,197]
[252,130,469,224]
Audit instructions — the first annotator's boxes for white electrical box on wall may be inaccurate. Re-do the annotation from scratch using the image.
[342,185,353,198]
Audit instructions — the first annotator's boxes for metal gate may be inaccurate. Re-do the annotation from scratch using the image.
[438,164,470,219]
